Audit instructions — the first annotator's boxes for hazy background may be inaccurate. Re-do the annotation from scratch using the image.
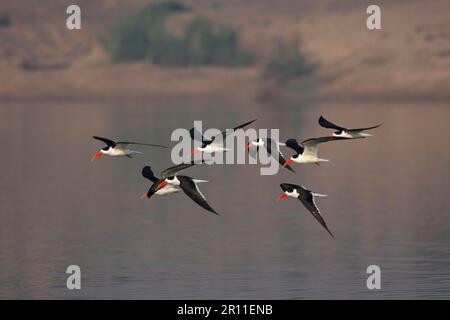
[0,0,448,299]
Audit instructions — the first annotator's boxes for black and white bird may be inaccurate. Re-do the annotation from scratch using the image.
[245,138,295,172]
[283,136,348,167]
[190,119,257,155]
[277,183,334,238]
[141,163,219,215]
[91,136,167,161]
[319,115,381,139]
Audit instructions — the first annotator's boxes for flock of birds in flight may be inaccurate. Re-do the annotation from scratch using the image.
[91,115,381,238]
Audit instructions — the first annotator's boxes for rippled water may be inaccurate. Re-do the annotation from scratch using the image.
[0,98,448,299]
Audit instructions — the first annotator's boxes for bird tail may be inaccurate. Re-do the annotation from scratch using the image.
[312,193,327,197]
[193,179,208,183]
[360,132,373,137]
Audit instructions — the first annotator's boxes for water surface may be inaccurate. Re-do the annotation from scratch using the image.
[0,98,448,299]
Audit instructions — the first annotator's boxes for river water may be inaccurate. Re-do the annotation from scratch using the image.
[0,98,448,299]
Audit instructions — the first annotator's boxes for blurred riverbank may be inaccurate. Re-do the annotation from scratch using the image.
[0,0,448,102]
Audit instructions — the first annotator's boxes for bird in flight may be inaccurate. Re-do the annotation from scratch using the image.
[245,138,295,173]
[277,183,334,238]
[283,136,348,167]
[142,162,219,215]
[91,136,167,161]
[190,119,257,156]
[319,115,381,139]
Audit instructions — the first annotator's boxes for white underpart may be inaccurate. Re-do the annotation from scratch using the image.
[166,176,181,186]
[199,143,231,154]
[155,185,181,195]
[156,176,181,195]
[102,146,142,157]
[291,153,329,164]
[286,189,300,198]
[290,140,330,164]
[334,131,373,139]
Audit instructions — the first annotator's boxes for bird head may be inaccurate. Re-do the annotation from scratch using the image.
[91,148,107,161]
[277,183,296,202]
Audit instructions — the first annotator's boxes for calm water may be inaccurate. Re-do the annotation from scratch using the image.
[0,98,449,299]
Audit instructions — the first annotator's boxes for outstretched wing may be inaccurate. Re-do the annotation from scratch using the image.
[179,176,219,215]
[191,119,257,148]
[318,115,347,131]
[278,152,295,172]
[348,124,382,132]
[216,119,257,141]
[142,166,160,183]
[161,161,199,179]
[285,138,304,155]
[117,141,168,148]
[301,136,348,157]
[189,127,213,145]
[297,186,334,238]
[93,136,117,148]
[266,138,295,172]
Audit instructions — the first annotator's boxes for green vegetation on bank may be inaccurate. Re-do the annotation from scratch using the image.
[102,2,253,66]
[262,39,316,83]
[102,1,315,86]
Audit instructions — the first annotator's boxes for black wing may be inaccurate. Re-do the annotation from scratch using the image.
[189,127,213,145]
[297,186,334,239]
[318,115,347,131]
[266,138,295,172]
[191,119,257,147]
[117,141,168,148]
[348,124,382,132]
[279,153,295,172]
[178,176,219,215]
[285,138,304,155]
[301,136,349,145]
[230,118,257,132]
[161,161,199,179]
[93,136,116,148]
[142,166,159,183]
[216,119,257,141]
